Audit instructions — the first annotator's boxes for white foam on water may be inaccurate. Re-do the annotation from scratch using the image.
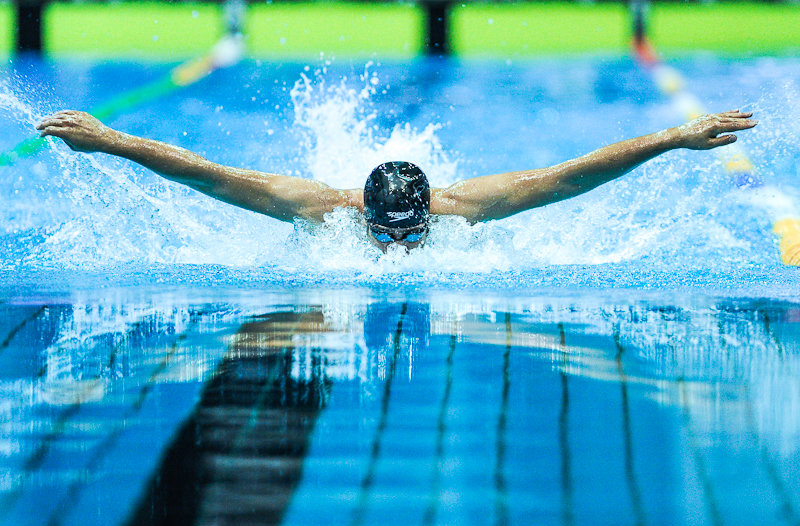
[291,65,459,189]
[1,62,798,279]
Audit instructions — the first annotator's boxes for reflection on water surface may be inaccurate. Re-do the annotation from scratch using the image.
[0,290,798,526]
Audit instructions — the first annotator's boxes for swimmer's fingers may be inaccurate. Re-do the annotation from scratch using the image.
[36,110,93,130]
[38,126,88,152]
[721,110,754,118]
[35,117,67,131]
[701,117,757,148]
[678,112,757,150]
[706,134,738,148]
[38,125,60,138]
[35,111,111,153]
[35,119,77,134]
[715,118,758,134]
[36,113,80,132]
[36,115,78,136]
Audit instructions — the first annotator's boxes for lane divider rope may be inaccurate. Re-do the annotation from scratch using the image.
[0,32,244,167]
[630,1,799,266]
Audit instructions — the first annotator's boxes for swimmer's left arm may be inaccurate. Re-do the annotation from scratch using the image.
[432,111,758,222]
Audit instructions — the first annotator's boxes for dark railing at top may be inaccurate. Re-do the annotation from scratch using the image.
[14,0,44,53]
[425,0,450,55]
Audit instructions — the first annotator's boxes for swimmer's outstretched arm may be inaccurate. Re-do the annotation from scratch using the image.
[432,111,758,222]
[36,111,361,222]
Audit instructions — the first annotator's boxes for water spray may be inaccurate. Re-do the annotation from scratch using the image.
[630,0,800,267]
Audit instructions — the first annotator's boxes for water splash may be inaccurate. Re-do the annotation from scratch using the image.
[1,59,799,284]
[291,63,459,189]
[1,79,291,268]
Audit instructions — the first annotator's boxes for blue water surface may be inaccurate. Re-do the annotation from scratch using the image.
[1,55,799,293]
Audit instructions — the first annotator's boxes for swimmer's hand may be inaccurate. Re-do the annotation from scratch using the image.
[676,110,758,150]
[36,110,118,153]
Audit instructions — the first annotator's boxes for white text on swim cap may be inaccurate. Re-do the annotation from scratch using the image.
[387,210,414,222]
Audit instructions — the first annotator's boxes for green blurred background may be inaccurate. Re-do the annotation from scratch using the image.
[1,1,799,58]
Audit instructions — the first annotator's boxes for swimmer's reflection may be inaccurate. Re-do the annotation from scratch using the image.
[129,302,430,526]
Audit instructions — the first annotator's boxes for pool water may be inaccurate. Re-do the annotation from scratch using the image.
[1,55,799,525]
[1,289,799,526]
[1,56,800,290]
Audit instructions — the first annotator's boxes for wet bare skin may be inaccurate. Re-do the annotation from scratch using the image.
[36,110,757,230]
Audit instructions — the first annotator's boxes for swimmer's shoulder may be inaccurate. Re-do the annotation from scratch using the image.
[338,188,364,213]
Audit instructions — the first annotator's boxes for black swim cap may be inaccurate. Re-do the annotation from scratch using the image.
[364,161,430,229]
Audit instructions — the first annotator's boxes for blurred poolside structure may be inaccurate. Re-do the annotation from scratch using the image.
[9,0,800,57]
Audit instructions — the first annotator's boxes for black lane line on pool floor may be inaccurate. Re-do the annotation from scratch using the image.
[423,329,457,526]
[740,311,800,526]
[351,303,407,526]
[558,323,575,526]
[127,309,333,526]
[673,302,800,526]
[43,309,211,526]
[743,385,800,526]
[0,305,48,353]
[0,310,168,520]
[494,312,512,526]
[757,307,786,359]
[613,325,648,526]
[23,315,162,467]
[676,376,724,526]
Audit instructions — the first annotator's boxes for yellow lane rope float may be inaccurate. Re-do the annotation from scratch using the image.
[774,219,800,266]
[630,1,799,266]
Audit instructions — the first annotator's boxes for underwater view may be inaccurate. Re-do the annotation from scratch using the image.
[1,289,799,525]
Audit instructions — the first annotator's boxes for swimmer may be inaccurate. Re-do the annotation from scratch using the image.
[35,109,757,252]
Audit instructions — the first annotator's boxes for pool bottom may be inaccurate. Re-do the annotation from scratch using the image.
[1,286,798,526]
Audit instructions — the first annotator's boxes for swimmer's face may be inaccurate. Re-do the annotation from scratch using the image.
[367,223,428,253]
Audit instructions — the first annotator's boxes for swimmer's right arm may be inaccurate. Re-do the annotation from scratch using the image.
[36,111,361,222]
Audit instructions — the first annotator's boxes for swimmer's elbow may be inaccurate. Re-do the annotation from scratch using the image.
[434,193,523,223]
[298,190,360,223]
[460,202,517,223]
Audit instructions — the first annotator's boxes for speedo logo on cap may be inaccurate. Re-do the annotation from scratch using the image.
[386,210,414,222]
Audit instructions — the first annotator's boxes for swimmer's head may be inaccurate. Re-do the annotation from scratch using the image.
[364,161,430,252]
